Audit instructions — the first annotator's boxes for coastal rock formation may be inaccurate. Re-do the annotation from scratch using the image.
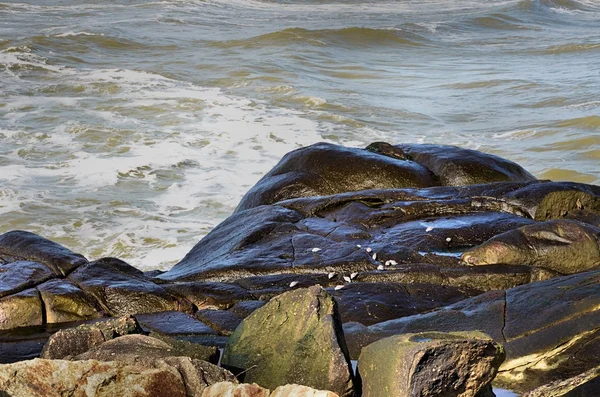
[222,286,355,397]
[358,331,504,397]
[202,382,270,397]
[0,142,598,395]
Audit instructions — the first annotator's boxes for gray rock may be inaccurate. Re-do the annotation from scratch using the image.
[358,331,504,397]
[0,261,54,298]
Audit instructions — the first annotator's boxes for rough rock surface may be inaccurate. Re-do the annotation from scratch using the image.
[202,382,271,397]
[222,286,355,397]
[522,366,600,397]
[0,358,189,397]
[270,384,340,397]
[358,331,504,397]
[0,142,598,395]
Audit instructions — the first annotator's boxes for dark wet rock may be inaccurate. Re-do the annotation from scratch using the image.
[236,142,437,212]
[461,220,600,274]
[195,309,243,336]
[0,230,87,276]
[222,285,355,397]
[392,143,537,186]
[41,315,143,359]
[502,181,600,222]
[523,366,600,397]
[69,257,186,316]
[202,382,270,397]
[0,358,190,397]
[0,287,43,330]
[162,281,253,310]
[228,300,266,318]
[136,310,218,336]
[344,270,600,393]
[358,331,505,397]
[0,260,54,298]
[37,278,103,323]
[325,282,471,325]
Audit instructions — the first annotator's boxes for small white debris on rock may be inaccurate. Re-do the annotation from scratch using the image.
[334,285,344,290]
[311,247,321,253]
[385,260,398,266]
[327,272,336,279]
[350,272,358,279]
[377,264,385,271]
[356,244,362,248]
[446,237,452,242]
[365,247,372,253]
[372,253,377,260]
[289,281,299,287]
[426,226,434,232]
[343,276,352,283]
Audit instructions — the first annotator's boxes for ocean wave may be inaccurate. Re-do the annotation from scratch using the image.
[210,27,428,49]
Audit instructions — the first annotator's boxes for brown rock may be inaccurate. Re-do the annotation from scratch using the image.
[357,331,505,397]
[270,384,340,397]
[0,287,43,330]
[202,382,270,397]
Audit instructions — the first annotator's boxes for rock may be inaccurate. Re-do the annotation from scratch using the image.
[161,281,253,309]
[68,257,185,316]
[0,230,88,276]
[135,311,219,336]
[461,220,600,274]
[202,382,270,397]
[228,300,266,317]
[358,331,504,397]
[195,309,243,335]
[0,358,189,397]
[522,366,600,397]
[236,142,437,212]
[148,332,220,364]
[41,315,143,359]
[325,282,471,325]
[0,261,54,298]
[270,384,340,397]
[71,334,234,395]
[222,285,355,397]
[0,288,43,330]
[344,270,600,393]
[36,278,103,323]
[390,143,537,186]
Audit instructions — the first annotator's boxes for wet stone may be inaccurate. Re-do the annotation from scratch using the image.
[195,309,243,336]
[135,310,219,336]
[0,288,43,330]
[36,278,103,324]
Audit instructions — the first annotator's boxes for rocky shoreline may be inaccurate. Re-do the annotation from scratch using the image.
[1,142,598,396]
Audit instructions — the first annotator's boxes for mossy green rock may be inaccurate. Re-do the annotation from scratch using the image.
[358,331,505,397]
[222,285,355,397]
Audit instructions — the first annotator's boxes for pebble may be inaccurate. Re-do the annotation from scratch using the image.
[385,260,398,266]
[377,264,385,271]
[289,281,299,287]
[311,247,321,252]
[426,226,434,232]
[366,247,372,253]
[372,253,377,260]
[446,237,452,242]
[343,276,352,283]
[327,272,336,279]
[350,272,358,279]
[334,285,344,291]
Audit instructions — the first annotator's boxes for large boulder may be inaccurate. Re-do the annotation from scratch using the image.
[236,142,437,212]
[461,219,600,274]
[222,285,355,397]
[358,331,504,397]
[37,278,103,323]
[0,288,43,330]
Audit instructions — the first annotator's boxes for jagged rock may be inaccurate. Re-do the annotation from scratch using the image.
[222,286,355,397]
[41,315,143,359]
[522,366,600,397]
[389,143,537,186]
[0,261,54,298]
[344,270,600,393]
[270,384,340,397]
[0,230,88,276]
[68,257,186,316]
[0,288,43,330]
[0,358,189,397]
[358,331,504,397]
[461,219,600,274]
[202,382,270,397]
[236,142,437,212]
[37,278,102,323]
